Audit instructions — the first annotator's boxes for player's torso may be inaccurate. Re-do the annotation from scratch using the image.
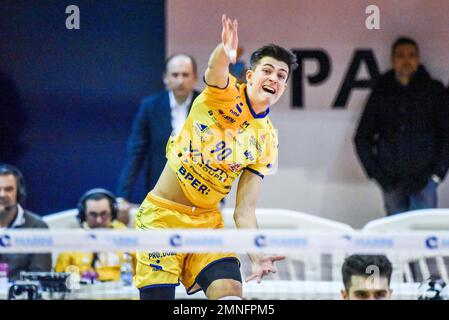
[166,79,278,208]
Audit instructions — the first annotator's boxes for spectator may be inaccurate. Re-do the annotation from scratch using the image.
[0,163,51,280]
[354,37,449,215]
[116,54,200,220]
[341,254,393,300]
[54,188,134,282]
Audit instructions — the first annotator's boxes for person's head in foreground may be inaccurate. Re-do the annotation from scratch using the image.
[341,254,393,300]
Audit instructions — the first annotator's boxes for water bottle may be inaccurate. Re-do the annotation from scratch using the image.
[0,263,9,284]
[120,253,133,287]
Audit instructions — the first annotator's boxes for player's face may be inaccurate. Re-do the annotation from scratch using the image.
[85,198,112,228]
[246,57,289,107]
[0,174,18,213]
[164,55,197,102]
[342,275,392,300]
[392,44,419,80]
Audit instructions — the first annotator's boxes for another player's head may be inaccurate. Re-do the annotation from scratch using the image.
[341,254,393,300]
[391,37,419,81]
[77,188,118,228]
[164,53,198,103]
[245,44,298,108]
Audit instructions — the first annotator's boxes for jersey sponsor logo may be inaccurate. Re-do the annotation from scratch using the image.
[206,109,224,129]
[241,120,250,128]
[229,102,244,117]
[197,161,229,183]
[178,166,211,195]
[218,109,236,124]
[150,264,163,271]
[194,122,213,142]
[229,163,243,173]
[249,136,263,153]
[148,251,176,259]
[244,150,255,162]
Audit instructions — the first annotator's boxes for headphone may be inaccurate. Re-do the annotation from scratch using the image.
[77,188,118,224]
[0,163,27,205]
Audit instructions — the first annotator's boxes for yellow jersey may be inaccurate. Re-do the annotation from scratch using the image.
[54,220,135,282]
[166,75,278,208]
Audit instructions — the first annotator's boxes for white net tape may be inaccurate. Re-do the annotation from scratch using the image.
[2,229,449,299]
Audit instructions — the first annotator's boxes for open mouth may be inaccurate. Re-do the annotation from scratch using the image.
[262,85,276,94]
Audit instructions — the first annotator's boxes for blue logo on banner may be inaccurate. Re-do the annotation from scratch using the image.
[110,237,139,247]
[255,235,267,247]
[0,235,12,248]
[88,234,97,240]
[170,234,182,247]
[425,236,438,249]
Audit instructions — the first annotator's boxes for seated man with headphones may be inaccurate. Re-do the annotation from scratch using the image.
[55,188,134,282]
[0,163,52,280]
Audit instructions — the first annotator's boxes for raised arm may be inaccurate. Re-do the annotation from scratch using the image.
[204,14,238,88]
[234,170,284,283]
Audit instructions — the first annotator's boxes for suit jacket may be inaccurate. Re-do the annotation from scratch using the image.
[117,90,200,200]
[354,66,449,192]
[0,210,52,280]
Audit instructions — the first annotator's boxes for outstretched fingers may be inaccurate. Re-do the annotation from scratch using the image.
[221,14,238,63]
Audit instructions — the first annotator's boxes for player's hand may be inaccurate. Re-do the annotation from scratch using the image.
[221,14,238,64]
[245,255,285,284]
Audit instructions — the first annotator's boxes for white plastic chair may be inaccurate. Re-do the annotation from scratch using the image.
[43,208,79,229]
[362,209,449,232]
[222,208,353,284]
[221,207,354,231]
[362,209,449,284]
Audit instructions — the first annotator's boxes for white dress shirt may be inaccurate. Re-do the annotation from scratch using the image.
[168,91,193,136]
[0,204,25,230]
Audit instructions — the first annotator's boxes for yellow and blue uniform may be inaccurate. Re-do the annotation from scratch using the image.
[135,75,278,294]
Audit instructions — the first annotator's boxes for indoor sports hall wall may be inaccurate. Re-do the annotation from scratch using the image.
[0,1,165,214]
[167,0,449,227]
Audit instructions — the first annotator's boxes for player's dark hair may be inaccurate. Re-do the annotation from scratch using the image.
[342,254,393,291]
[391,37,419,57]
[250,44,298,79]
[165,53,198,75]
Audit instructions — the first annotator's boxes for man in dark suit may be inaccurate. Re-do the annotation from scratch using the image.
[116,54,199,213]
[0,164,51,280]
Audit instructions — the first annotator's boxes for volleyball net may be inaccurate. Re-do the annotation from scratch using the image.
[1,229,449,299]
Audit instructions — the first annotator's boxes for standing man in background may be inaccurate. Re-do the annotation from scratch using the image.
[116,54,200,219]
[354,37,449,215]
